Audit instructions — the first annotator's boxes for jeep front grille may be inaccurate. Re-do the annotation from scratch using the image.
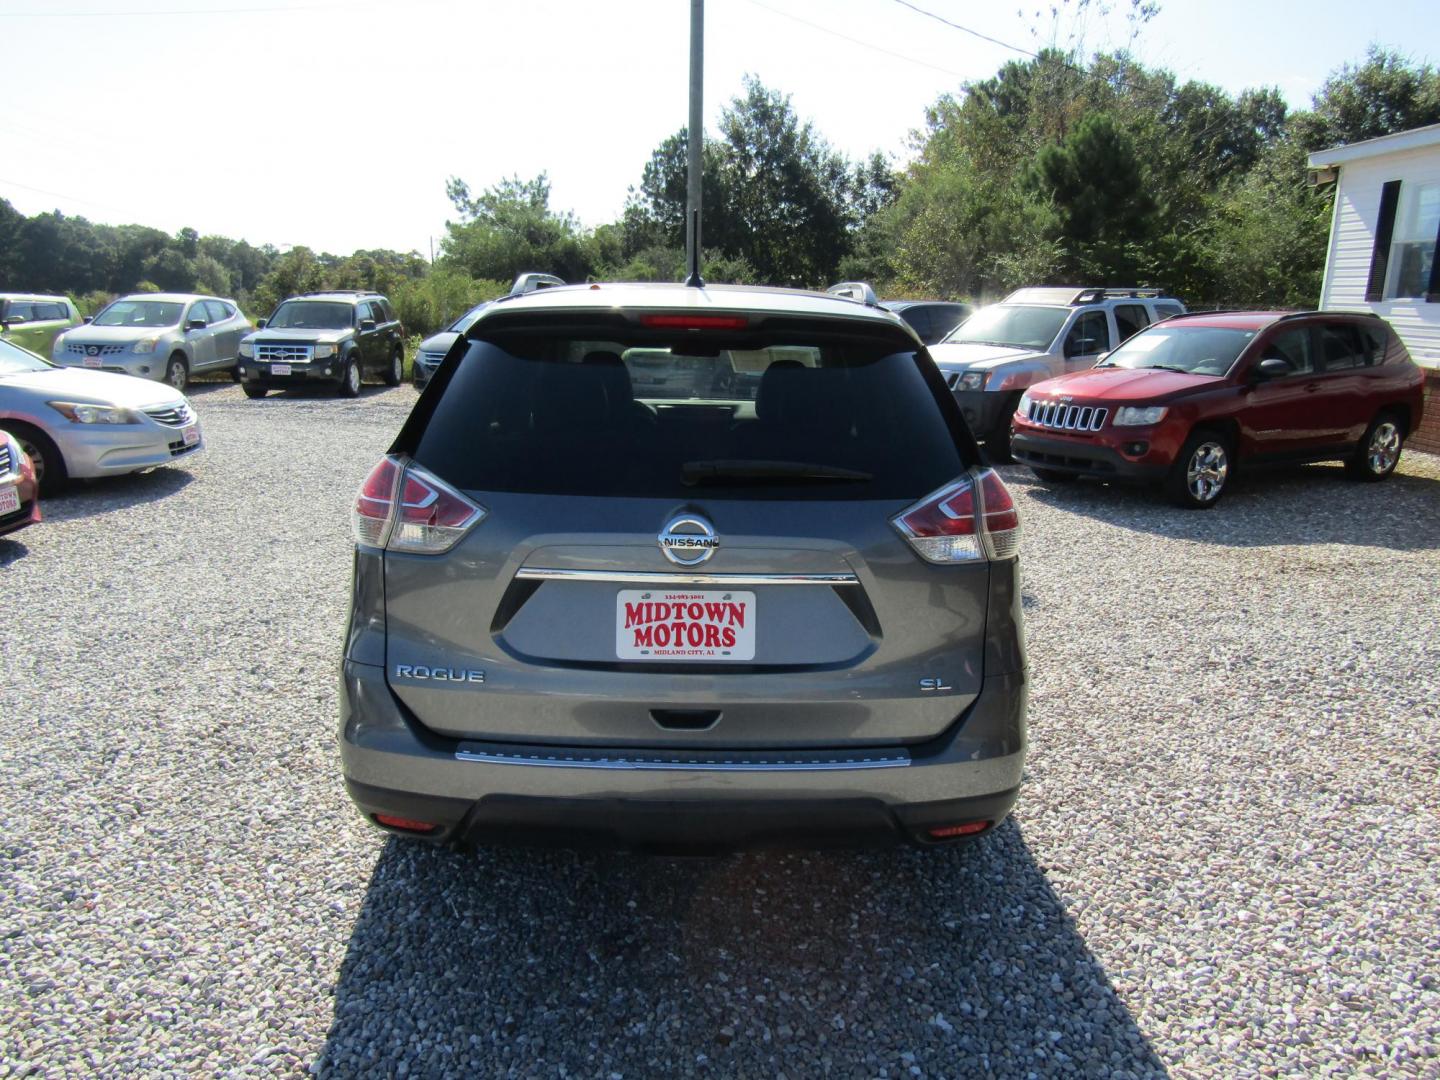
[1025,400,1108,432]
[0,443,12,478]
[256,344,313,363]
[142,402,195,427]
[417,350,446,369]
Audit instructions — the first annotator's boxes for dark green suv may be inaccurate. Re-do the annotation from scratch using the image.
[237,291,405,398]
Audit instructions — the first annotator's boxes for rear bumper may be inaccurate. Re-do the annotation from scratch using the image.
[339,659,1027,851]
[1012,429,1170,480]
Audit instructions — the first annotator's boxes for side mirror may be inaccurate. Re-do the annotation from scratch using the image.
[359,319,377,332]
[1092,351,1110,366]
[187,318,207,331]
[1254,356,1291,380]
[256,318,267,329]
[82,315,94,324]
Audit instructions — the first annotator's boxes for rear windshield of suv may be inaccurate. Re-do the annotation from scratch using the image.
[405,326,970,501]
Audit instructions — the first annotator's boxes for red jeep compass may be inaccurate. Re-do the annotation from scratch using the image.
[1010,311,1426,508]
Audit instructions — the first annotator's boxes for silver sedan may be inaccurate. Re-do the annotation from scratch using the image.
[52,293,251,390]
[0,338,203,494]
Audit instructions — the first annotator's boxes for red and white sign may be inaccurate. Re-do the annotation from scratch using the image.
[0,486,19,514]
[182,425,200,446]
[615,589,756,661]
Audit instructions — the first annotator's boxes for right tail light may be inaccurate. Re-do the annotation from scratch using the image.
[351,455,486,554]
[891,468,1020,563]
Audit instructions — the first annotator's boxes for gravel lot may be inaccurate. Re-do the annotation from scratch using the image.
[1,381,1437,1078]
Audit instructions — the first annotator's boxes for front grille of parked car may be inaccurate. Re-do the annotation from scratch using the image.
[1025,400,1108,432]
[167,437,201,458]
[0,443,12,478]
[66,343,127,357]
[256,344,314,363]
[417,350,446,369]
[142,403,196,427]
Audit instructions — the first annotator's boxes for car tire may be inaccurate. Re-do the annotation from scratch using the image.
[1030,467,1077,484]
[339,357,361,398]
[165,354,189,391]
[242,383,267,399]
[5,422,68,496]
[230,366,242,384]
[1165,428,1232,509]
[384,346,404,387]
[1344,412,1404,482]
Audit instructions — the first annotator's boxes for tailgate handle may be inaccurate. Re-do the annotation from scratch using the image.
[651,709,721,731]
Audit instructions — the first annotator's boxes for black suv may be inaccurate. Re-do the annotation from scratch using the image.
[238,291,405,398]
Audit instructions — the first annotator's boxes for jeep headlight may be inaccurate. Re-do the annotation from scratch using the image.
[955,371,988,391]
[238,341,254,358]
[132,337,158,354]
[314,342,338,359]
[1113,405,1168,426]
[47,401,140,425]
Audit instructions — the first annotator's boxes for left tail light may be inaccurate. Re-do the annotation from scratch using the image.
[351,455,486,554]
[891,468,1021,563]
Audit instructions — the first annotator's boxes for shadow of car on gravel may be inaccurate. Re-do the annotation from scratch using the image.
[0,536,31,566]
[1010,462,1440,552]
[314,821,1168,1078]
[40,467,196,522]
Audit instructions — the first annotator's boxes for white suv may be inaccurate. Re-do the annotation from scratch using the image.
[928,287,1185,459]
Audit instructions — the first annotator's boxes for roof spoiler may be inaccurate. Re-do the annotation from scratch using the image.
[509,273,566,296]
[825,281,879,306]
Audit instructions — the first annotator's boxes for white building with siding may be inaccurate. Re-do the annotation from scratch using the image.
[1309,123,1440,370]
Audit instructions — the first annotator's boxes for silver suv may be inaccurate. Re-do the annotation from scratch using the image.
[929,287,1185,458]
[340,282,1028,852]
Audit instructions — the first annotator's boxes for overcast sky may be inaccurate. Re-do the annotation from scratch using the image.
[1,0,1438,257]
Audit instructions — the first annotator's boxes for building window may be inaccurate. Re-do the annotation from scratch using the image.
[1385,181,1440,299]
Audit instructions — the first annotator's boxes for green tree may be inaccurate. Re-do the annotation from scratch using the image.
[441,173,589,282]
[1295,47,1440,151]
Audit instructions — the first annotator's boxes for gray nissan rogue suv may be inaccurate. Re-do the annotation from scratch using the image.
[340,282,1028,851]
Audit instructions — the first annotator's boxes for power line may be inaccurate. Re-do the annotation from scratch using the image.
[890,0,1038,59]
[0,175,137,216]
[739,0,967,80]
[0,3,329,16]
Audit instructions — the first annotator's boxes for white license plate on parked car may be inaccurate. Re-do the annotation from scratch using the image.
[0,486,20,514]
[615,589,756,661]
[182,426,200,446]
[83,357,102,368]
[271,364,291,375]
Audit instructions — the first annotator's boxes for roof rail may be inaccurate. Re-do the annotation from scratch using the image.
[825,281,879,306]
[1070,286,1164,304]
[509,272,566,297]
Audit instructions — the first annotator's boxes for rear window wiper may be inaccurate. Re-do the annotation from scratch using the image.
[681,459,873,486]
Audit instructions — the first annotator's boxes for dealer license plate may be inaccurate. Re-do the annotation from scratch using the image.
[0,486,19,514]
[182,425,200,446]
[271,363,291,375]
[616,589,756,661]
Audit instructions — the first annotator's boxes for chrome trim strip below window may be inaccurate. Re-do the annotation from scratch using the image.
[513,567,859,586]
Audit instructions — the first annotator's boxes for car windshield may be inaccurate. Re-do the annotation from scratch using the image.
[1097,326,1257,377]
[267,301,353,330]
[448,304,490,333]
[944,305,1068,350]
[407,327,968,501]
[93,300,183,328]
[0,338,53,376]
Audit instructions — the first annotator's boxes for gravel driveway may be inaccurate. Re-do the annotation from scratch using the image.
[1,382,1437,1077]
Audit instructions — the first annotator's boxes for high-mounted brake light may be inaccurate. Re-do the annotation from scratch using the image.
[351,456,486,554]
[891,468,1021,563]
[639,314,749,330]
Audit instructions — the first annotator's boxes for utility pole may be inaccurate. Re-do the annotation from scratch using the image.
[684,0,704,287]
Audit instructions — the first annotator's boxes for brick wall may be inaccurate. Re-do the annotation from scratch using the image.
[1413,370,1440,455]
